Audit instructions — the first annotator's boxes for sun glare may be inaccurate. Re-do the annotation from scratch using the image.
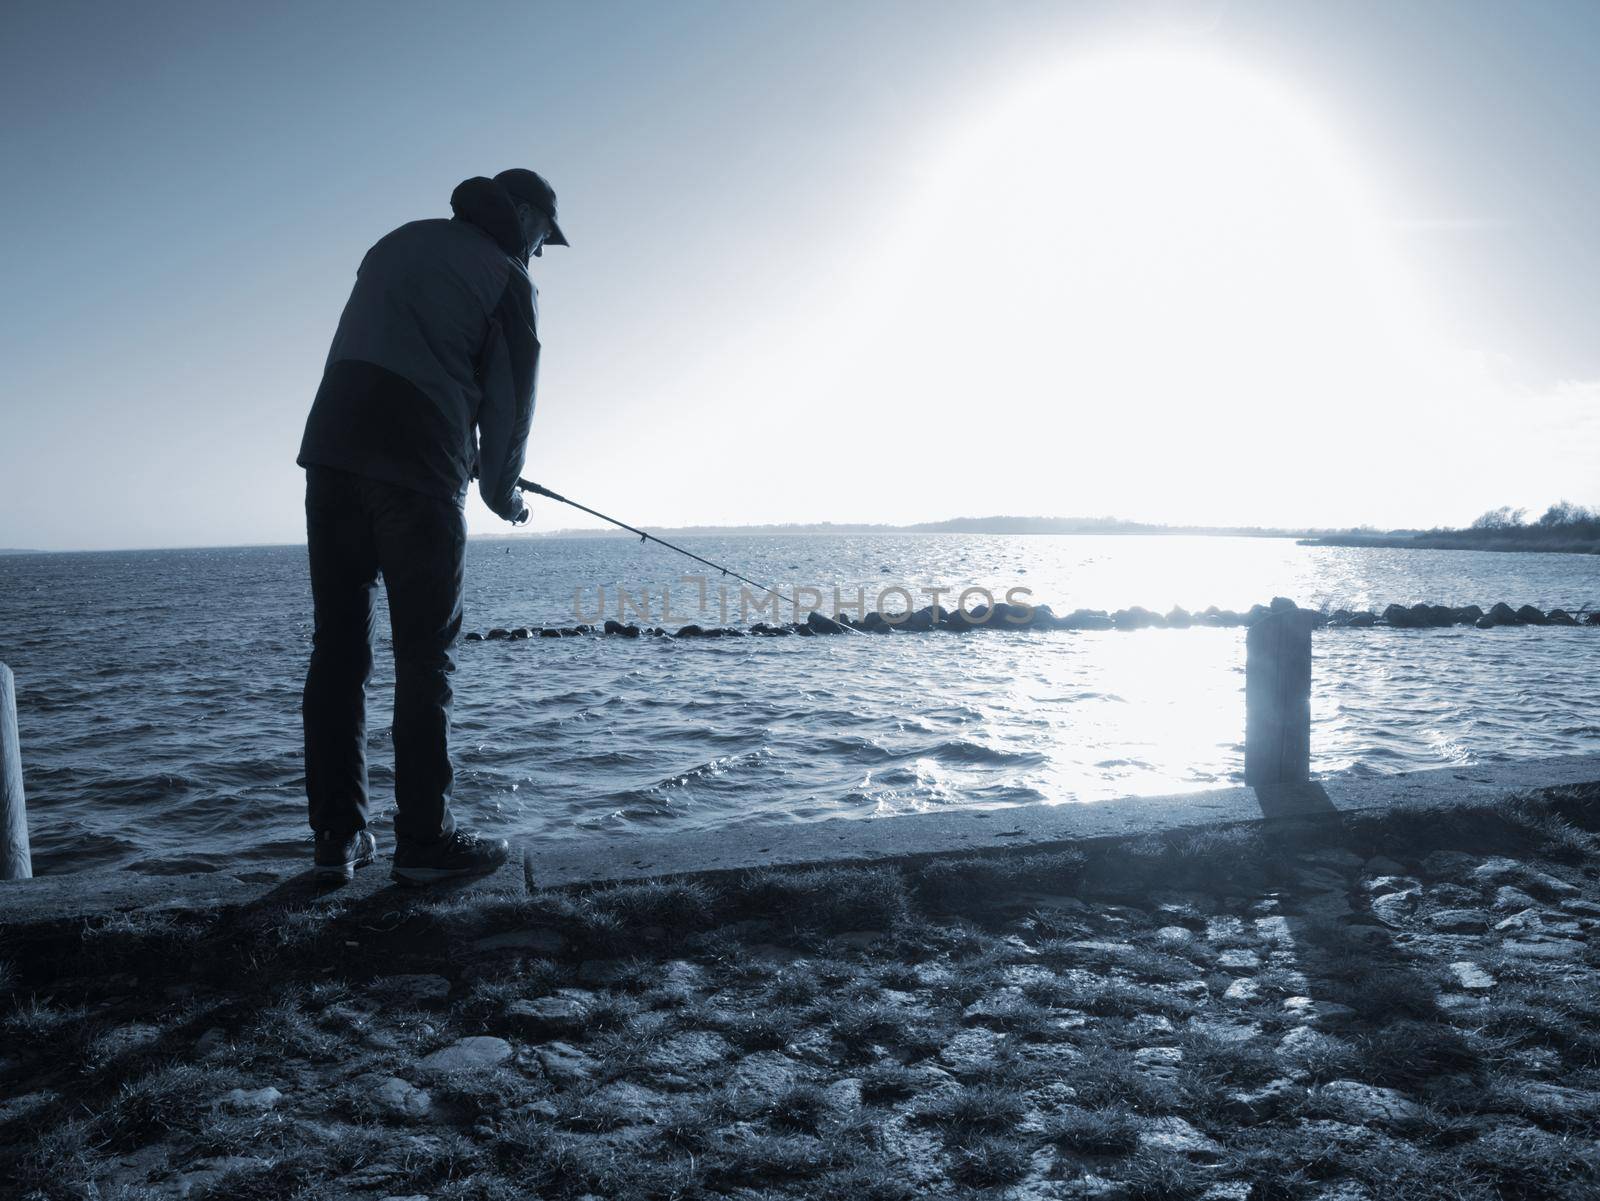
[817,47,1458,525]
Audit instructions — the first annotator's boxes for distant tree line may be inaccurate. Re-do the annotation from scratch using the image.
[1306,500,1600,555]
[1469,500,1599,533]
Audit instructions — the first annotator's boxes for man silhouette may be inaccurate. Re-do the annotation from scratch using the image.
[297,169,567,883]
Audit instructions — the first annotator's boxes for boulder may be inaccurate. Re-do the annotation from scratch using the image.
[1423,604,1456,627]
[1061,609,1114,630]
[1382,604,1418,628]
[942,607,981,631]
[1347,611,1376,628]
[1546,609,1579,626]
[508,627,533,639]
[1028,602,1060,628]
[602,619,625,635]
[1515,605,1548,625]
[904,604,949,632]
[539,628,561,638]
[1215,609,1247,626]
[1453,605,1484,625]
[485,628,511,640]
[1588,612,1600,626]
[805,610,849,635]
[1166,606,1193,628]
[675,624,705,638]
[1244,604,1272,625]
[463,631,484,641]
[984,601,1032,627]
[620,624,641,638]
[1485,602,1519,626]
[1112,606,1163,630]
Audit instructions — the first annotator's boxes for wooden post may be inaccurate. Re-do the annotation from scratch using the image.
[1,663,31,880]
[1245,612,1314,787]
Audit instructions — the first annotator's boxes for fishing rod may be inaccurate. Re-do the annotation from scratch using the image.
[517,478,799,611]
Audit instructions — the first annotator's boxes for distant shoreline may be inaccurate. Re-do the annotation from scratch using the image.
[1300,533,1600,556]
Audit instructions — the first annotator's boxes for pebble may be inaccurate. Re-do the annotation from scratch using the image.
[419,1036,513,1072]
[1428,908,1490,933]
[577,958,632,985]
[964,986,1031,1021]
[1278,1027,1352,1062]
[1001,963,1061,989]
[1253,915,1292,944]
[1370,890,1421,925]
[728,1050,804,1100]
[1138,1115,1222,1155]
[1223,978,1259,1003]
[1153,925,1194,946]
[823,1077,863,1113]
[1316,1080,1423,1128]
[588,1080,670,1124]
[374,1076,432,1118]
[473,928,564,954]
[1189,1018,1262,1044]
[1294,866,1349,892]
[1362,856,1408,875]
[642,1030,731,1072]
[528,1042,598,1087]
[218,1086,282,1112]
[1494,886,1539,911]
[506,992,591,1035]
[1225,1077,1301,1118]
[1301,848,1364,870]
[1217,948,1260,971]
[1298,892,1356,923]
[1361,875,1421,896]
[938,1027,1009,1074]
[368,974,451,1002]
[1204,916,1247,941]
[1134,1046,1184,1081]
[1448,962,1496,991]
[1501,939,1583,959]
[1282,997,1357,1024]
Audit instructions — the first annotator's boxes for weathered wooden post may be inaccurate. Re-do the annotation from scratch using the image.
[1245,610,1315,787]
[1,662,32,880]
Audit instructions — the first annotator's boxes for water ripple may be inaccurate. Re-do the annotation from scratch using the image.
[3,535,1598,873]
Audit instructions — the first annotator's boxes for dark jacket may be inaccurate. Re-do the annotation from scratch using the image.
[297,177,540,520]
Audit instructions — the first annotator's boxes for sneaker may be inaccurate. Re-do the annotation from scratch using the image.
[313,829,378,881]
[391,829,510,886]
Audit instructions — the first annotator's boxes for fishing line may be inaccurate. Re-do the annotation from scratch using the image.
[518,479,798,610]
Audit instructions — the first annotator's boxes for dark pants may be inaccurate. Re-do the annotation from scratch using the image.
[302,465,464,845]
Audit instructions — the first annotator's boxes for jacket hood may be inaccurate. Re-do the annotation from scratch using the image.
[450,176,527,259]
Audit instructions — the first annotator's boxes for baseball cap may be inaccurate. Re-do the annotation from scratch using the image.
[493,168,569,247]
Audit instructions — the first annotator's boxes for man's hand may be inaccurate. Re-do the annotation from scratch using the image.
[508,488,530,525]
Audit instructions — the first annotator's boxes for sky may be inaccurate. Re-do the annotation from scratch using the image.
[2,0,1597,550]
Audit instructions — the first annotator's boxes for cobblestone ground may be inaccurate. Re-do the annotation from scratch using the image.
[4,790,1599,1200]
